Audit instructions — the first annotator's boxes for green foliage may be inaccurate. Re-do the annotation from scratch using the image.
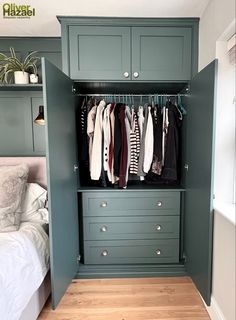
[0,47,39,83]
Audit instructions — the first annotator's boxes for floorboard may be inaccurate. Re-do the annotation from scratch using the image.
[38,277,210,320]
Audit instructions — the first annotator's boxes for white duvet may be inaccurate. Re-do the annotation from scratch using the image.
[0,222,50,320]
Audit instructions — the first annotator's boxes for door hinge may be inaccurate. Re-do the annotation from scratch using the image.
[74,164,79,172]
[77,255,81,264]
[184,164,189,171]
[182,252,187,263]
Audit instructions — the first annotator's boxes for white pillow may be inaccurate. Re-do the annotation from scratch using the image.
[21,183,48,223]
[0,164,29,232]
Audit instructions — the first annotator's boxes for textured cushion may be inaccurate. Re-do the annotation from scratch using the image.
[21,183,48,223]
[0,164,29,232]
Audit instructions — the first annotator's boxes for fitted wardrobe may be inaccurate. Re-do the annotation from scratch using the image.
[0,17,217,309]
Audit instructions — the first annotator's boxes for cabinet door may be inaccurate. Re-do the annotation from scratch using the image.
[183,60,217,305]
[132,27,192,81]
[0,95,33,155]
[68,26,131,80]
[42,58,79,308]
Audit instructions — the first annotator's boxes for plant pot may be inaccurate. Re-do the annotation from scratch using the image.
[29,73,39,84]
[14,71,29,84]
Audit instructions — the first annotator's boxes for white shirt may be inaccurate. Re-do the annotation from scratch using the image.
[143,106,154,173]
[90,100,106,180]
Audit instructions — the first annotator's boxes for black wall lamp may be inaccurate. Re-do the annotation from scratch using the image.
[34,105,45,125]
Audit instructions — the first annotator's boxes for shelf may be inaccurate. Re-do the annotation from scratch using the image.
[73,81,189,95]
[0,84,43,91]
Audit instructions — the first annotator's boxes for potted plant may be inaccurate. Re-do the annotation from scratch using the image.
[0,47,39,84]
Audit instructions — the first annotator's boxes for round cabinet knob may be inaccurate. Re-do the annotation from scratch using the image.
[156,249,161,255]
[123,72,129,78]
[101,250,108,257]
[157,201,162,207]
[156,224,162,231]
[100,201,107,208]
[133,72,139,78]
[100,225,107,232]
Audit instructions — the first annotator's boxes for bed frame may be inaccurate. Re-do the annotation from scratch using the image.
[0,157,50,320]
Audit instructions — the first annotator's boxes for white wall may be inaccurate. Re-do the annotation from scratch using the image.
[199,0,235,70]
[0,0,209,37]
[214,40,235,204]
[207,211,236,320]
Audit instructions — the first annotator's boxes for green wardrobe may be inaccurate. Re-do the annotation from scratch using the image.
[0,17,217,309]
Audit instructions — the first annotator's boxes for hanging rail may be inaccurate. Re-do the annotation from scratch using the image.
[75,93,189,97]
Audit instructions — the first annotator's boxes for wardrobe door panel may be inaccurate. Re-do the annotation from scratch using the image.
[68,26,131,80]
[183,60,217,305]
[42,58,79,308]
[0,95,33,155]
[132,27,192,81]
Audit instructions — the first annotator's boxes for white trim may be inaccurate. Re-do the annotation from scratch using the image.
[205,297,226,320]
[213,201,236,225]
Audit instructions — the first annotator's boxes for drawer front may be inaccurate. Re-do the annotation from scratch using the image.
[84,216,179,240]
[83,191,180,216]
[84,239,179,264]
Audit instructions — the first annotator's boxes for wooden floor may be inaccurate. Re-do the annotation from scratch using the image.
[38,277,210,320]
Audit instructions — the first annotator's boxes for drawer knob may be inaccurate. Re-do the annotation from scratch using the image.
[156,224,162,231]
[100,201,107,208]
[101,250,108,257]
[156,249,161,255]
[123,71,129,78]
[157,201,162,207]
[100,225,107,232]
[133,72,139,78]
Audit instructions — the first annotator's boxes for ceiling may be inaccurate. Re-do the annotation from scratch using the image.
[0,0,210,37]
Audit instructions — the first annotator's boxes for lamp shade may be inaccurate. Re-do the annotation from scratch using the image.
[34,105,45,125]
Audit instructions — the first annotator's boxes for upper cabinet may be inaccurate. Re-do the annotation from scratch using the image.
[132,27,192,81]
[68,26,131,81]
[58,17,199,82]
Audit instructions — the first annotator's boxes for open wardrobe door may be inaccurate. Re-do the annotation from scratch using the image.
[183,60,218,305]
[42,58,79,308]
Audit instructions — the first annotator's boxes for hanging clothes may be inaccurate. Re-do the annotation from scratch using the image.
[107,103,116,184]
[151,105,163,175]
[80,95,183,188]
[129,108,140,175]
[125,106,131,184]
[143,105,154,174]
[118,105,128,188]
[114,103,123,177]
[87,102,97,168]
[161,102,182,181]
[137,105,146,180]
[102,103,111,172]
[90,99,106,180]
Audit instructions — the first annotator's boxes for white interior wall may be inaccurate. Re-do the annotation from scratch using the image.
[199,0,235,70]
[207,211,236,320]
[214,40,235,204]
[0,0,209,37]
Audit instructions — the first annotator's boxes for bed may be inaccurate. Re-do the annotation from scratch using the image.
[0,157,51,320]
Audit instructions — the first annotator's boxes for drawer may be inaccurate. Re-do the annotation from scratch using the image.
[84,216,179,240]
[84,239,179,264]
[82,191,180,216]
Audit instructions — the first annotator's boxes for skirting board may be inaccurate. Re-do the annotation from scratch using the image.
[76,263,186,279]
[205,297,226,320]
[19,271,51,320]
